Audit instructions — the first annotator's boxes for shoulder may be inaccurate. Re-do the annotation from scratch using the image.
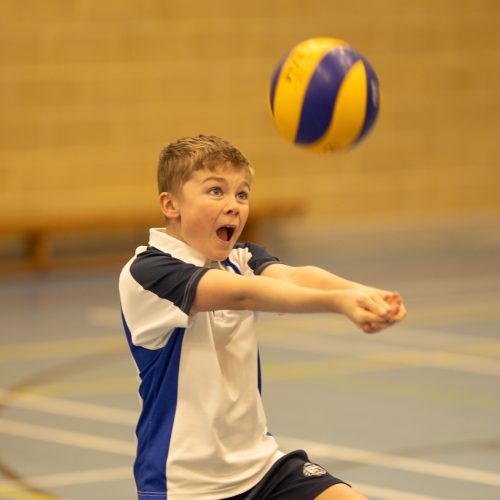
[120,246,209,309]
[229,242,280,275]
[129,246,201,281]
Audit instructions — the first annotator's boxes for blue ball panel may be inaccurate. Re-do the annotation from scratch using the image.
[269,53,288,116]
[355,58,380,144]
[295,47,362,145]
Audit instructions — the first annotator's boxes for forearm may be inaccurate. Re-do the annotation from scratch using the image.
[193,269,345,315]
[193,268,398,333]
[271,264,362,291]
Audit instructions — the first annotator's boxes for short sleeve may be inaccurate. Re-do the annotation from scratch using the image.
[130,248,208,313]
[119,247,209,348]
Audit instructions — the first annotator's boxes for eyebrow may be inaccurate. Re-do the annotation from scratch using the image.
[202,176,251,189]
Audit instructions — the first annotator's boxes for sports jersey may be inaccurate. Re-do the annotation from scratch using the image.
[119,228,283,500]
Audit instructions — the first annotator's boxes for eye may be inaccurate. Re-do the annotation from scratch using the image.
[237,190,249,201]
[208,187,222,196]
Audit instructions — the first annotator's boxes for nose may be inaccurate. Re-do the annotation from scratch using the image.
[224,197,240,215]
[225,204,239,215]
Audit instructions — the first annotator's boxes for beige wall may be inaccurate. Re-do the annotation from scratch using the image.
[1,0,499,227]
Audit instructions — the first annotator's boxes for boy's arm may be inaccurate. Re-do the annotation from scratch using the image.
[191,269,393,333]
[262,263,368,291]
[262,263,406,324]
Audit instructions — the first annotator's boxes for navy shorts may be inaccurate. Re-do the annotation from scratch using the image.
[224,450,349,500]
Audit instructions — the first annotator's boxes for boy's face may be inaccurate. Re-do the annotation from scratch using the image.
[162,164,251,261]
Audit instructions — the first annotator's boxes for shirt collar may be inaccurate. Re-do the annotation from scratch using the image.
[148,228,207,267]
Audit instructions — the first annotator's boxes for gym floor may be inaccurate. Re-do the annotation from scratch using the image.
[0,216,499,500]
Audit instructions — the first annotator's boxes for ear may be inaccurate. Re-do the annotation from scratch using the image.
[159,192,180,220]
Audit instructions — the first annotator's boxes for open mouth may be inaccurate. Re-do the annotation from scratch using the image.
[216,225,236,242]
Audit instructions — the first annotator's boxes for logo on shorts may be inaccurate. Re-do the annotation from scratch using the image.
[302,462,327,477]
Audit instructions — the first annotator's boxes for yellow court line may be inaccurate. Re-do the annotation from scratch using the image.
[316,373,500,410]
[262,338,500,377]
[0,470,444,500]
[1,416,499,488]
[257,310,500,348]
[0,468,444,500]
[11,339,500,402]
[0,490,58,500]
[0,467,131,493]
[264,356,394,380]
[23,376,138,398]
[363,344,500,375]
[275,301,500,325]
[276,435,500,487]
[0,335,126,363]
[1,299,498,363]
[261,326,500,359]
[0,389,137,425]
[16,367,500,411]
[461,341,500,357]
[352,482,447,500]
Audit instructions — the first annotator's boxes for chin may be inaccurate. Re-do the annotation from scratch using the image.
[214,251,231,262]
[208,246,232,262]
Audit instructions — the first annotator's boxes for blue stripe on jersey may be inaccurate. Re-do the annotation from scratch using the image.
[257,350,262,394]
[121,309,185,498]
[224,258,242,275]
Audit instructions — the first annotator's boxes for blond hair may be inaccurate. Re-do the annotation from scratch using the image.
[157,135,253,194]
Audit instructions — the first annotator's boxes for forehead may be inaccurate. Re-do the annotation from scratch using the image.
[190,164,252,184]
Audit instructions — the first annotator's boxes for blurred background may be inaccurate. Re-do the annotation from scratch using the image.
[1,1,499,499]
[0,0,499,271]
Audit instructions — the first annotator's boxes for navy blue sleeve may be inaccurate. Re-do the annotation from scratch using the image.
[234,242,280,275]
[130,247,209,314]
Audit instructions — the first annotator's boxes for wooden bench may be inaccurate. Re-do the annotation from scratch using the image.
[0,202,303,274]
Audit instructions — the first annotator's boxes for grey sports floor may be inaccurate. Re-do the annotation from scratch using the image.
[1,217,499,500]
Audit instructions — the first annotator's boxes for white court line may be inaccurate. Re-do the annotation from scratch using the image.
[260,334,500,377]
[258,311,499,349]
[0,468,447,500]
[352,482,448,500]
[0,418,135,456]
[1,413,499,488]
[86,304,500,351]
[275,435,500,488]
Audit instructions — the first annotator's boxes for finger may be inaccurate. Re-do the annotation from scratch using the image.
[361,295,390,317]
[392,303,407,321]
[355,308,385,325]
[385,294,404,317]
[362,322,383,334]
[385,293,397,303]
[372,294,392,315]
[384,291,401,303]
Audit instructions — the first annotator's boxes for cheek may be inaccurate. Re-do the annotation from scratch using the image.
[184,204,216,230]
[241,205,250,222]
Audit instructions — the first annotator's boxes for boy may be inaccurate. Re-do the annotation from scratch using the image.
[119,135,406,500]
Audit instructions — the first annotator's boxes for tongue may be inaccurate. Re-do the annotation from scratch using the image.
[217,227,229,241]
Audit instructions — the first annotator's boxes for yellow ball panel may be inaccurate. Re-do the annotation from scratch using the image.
[271,37,348,143]
[306,59,367,153]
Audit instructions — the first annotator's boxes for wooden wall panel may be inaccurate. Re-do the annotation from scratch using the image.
[0,0,498,227]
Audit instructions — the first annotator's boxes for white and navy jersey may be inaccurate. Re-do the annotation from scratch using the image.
[119,228,283,500]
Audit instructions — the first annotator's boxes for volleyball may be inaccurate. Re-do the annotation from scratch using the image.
[268,37,381,153]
